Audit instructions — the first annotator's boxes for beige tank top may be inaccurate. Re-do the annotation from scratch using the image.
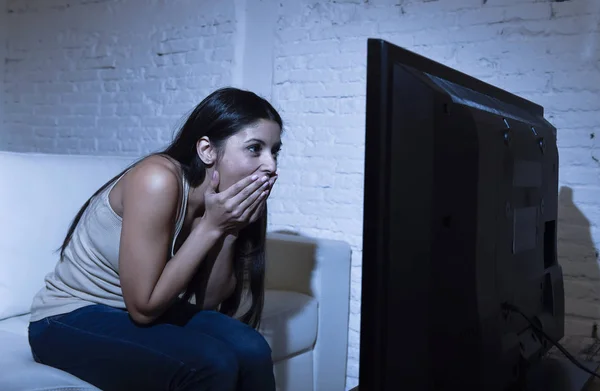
[29,168,190,322]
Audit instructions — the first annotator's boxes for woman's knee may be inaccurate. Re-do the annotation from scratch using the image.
[175,347,239,391]
[208,348,240,376]
[237,328,273,365]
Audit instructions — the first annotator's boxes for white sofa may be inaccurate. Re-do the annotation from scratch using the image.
[0,150,352,391]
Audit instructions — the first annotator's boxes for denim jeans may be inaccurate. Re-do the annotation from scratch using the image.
[28,301,275,391]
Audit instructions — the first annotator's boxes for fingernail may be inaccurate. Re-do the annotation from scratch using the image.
[252,175,259,181]
[262,176,269,182]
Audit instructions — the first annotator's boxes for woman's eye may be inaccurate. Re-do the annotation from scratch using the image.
[248,145,261,154]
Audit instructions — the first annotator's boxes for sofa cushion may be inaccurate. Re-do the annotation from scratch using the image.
[0,330,101,391]
[0,313,29,336]
[1,290,319,362]
[0,151,136,321]
[260,290,318,362]
[0,289,317,389]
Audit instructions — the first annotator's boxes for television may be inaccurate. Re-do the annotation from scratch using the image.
[358,39,599,391]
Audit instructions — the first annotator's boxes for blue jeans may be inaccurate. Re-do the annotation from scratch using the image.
[28,301,275,391]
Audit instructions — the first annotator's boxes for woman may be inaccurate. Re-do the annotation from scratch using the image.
[27,87,283,391]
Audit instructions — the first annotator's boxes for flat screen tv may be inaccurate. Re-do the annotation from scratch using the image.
[359,38,598,391]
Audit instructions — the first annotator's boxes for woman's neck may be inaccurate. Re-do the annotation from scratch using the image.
[186,181,209,219]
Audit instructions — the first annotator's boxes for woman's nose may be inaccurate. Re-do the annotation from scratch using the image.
[262,154,277,173]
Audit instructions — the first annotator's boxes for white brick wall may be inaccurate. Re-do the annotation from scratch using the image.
[0,0,6,130]
[2,0,238,154]
[2,0,600,390]
[266,0,600,389]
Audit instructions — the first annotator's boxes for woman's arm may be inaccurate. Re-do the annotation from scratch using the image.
[202,234,237,310]
[118,159,222,325]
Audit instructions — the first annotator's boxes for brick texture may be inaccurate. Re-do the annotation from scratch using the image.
[267,1,600,389]
[1,0,237,155]
[2,0,600,390]
[0,0,6,126]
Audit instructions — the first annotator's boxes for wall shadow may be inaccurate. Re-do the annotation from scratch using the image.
[557,185,600,337]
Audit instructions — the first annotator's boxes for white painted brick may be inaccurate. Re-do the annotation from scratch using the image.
[339,37,368,53]
[529,91,600,112]
[504,3,552,21]
[560,166,600,188]
[346,376,359,391]
[57,117,96,128]
[33,127,59,139]
[3,0,236,155]
[487,72,551,94]
[278,28,309,43]
[402,0,482,14]
[305,52,362,70]
[0,0,5,132]
[37,82,76,94]
[301,81,365,98]
[559,147,597,169]
[492,53,589,75]
[457,6,506,26]
[379,12,458,34]
[34,105,71,116]
[484,0,536,6]
[565,279,600,303]
[271,1,600,388]
[551,113,600,132]
[345,359,359,381]
[553,70,600,92]
[502,15,600,36]
[4,1,600,389]
[552,0,600,19]
[565,317,597,337]
[279,40,340,57]
[566,298,600,319]
[560,258,600,279]
[568,186,600,207]
[415,24,507,46]
[460,3,552,26]
[5,82,35,94]
[366,0,400,6]
[348,310,361,334]
[115,104,155,118]
[274,68,340,84]
[76,82,105,93]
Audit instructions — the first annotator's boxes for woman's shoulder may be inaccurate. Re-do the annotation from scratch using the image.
[121,154,184,204]
[135,154,182,178]
[106,154,185,220]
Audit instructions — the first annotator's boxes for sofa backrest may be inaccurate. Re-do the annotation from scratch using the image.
[0,151,137,320]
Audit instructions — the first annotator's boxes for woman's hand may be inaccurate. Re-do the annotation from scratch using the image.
[202,171,273,235]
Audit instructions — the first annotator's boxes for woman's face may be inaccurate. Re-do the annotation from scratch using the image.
[215,119,282,192]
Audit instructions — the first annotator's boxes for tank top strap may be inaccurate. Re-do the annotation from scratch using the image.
[101,168,132,205]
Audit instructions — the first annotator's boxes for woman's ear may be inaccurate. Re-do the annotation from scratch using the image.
[196,136,216,166]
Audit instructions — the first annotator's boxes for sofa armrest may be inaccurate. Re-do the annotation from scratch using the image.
[265,231,352,391]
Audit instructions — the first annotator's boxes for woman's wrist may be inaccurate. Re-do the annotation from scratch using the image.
[192,218,224,244]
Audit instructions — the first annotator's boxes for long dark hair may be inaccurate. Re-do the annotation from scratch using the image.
[58,87,283,329]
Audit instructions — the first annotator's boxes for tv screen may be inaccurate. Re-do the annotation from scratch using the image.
[358,38,582,391]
